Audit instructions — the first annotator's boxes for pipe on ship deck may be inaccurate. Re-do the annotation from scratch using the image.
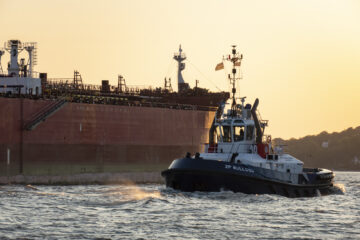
[251,98,263,144]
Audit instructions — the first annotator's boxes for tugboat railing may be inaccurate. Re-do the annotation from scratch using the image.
[226,143,252,161]
[235,143,242,153]
[226,143,236,161]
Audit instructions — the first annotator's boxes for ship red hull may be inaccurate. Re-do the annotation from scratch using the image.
[0,97,215,179]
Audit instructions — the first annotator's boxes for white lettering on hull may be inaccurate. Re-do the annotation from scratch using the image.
[225,164,254,173]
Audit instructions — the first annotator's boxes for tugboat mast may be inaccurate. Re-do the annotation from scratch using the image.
[224,45,243,116]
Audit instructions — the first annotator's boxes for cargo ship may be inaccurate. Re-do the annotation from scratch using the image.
[0,40,229,184]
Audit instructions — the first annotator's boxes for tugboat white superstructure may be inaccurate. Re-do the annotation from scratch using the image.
[162,46,335,197]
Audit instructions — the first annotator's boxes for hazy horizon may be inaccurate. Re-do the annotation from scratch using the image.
[1,0,359,139]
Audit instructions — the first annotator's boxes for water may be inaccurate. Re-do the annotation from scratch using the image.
[0,172,359,240]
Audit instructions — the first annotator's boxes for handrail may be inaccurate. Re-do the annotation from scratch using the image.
[27,97,66,121]
[24,97,67,130]
[235,143,242,153]
[0,92,218,112]
[227,143,236,161]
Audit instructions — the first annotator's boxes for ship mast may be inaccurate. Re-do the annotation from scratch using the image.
[5,40,24,77]
[225,45,243,116]
[173,45,188,92]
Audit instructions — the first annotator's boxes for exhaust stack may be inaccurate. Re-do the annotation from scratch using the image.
[251,98,263,144]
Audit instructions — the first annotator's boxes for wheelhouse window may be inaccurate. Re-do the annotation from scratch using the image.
[215,126,221,143]
[233,126,245,142]
[246,125,254,141]
[221,125,232,142]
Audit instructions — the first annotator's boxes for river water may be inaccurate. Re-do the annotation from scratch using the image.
[0,172,359,240]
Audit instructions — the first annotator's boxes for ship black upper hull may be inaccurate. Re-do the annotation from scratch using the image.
[161,158,334,198]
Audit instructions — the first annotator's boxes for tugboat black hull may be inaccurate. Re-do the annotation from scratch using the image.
[161,158,334,198]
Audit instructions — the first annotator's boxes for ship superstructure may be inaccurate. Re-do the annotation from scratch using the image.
[0,40,41,95]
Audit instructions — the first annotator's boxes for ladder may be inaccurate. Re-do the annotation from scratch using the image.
[24,98,67,131]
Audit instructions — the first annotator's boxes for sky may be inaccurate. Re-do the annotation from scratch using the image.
[0,0,359,139]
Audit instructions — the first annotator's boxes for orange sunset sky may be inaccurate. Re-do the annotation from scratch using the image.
[1,0,359,139]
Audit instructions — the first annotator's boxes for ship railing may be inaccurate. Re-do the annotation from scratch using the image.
[261,134,287,155]
[30,71,40,78]
[24,96,67,130]
[126,85,153,90]
[273,144,286,155]
[43,92,217,111]
[226,143,237,161]
[256,109,268,127]
[46,79,156,95]
[262,134,271,143]
[26,96,67,119]
[47,78,75,83]
[0,85,219,112]
[46,79,103,92]
[0,71,40,78]
[206,143,218,153]
[174,52,186,59]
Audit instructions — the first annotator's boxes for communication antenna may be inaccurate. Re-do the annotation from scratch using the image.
[164,77,173,92]
[216,45,243,116]
[227,45,243,116]
[118,75,126,93]
[24,42,37,78]
[0,49,5,74]
[73,70,83,89]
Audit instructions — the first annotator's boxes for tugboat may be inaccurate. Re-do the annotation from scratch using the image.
[161,46,335,197]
